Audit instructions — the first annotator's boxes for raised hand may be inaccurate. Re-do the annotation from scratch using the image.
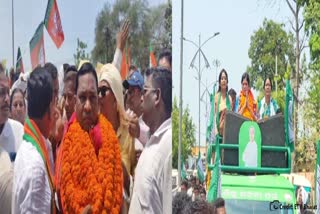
[116,19,130,52]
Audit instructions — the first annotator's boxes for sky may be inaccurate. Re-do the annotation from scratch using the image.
[172,0,304,147]
[0,0,165,70]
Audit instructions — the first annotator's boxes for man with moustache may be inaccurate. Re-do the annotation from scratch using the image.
[129,67,172,213]
[0,69,23,162]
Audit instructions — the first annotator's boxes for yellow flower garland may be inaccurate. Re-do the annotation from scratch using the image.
[58,114,123,214]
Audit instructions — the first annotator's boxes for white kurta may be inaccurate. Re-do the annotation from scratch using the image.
[129,118,172,214]
[12,136,54,214]
[0,147,13,214]
[243,141,258,167]
[0,118,23,161]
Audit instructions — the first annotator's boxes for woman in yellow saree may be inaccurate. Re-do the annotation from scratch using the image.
[237,72,257,121]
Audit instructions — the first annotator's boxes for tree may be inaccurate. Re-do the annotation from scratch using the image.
[91,0,171,70]
[291,0,320,172]
[172,97,196,169]
[73,38,90,68]
[304,0,320,136]
[247,19,295,91]
[164,1,172,50]
[284,0,309,154]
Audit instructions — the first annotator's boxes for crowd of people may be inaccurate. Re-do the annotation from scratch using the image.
[0,20,172,214]
[173,189,226,214]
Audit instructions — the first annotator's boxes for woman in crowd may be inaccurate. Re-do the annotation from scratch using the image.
[258,77,280,120]
[214,69,232,136]
[10,88,26,125]
[237,72,257,121]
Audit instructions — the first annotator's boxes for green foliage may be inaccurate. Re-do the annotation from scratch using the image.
[303,0,320,136]
[304,0,320,71]
[91,0,171,69]
[291,0,320,172]
[294,135,318,172]
[172,97,196,169]
[164,1,172,50]
[247,19,295,90]
[73,38,90,68]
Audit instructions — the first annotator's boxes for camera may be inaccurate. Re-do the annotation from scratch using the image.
[270,200,281,211]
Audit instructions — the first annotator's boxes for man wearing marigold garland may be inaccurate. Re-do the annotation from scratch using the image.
[129,67,172,214]
[55,62,123,214]
[12,67,57,213]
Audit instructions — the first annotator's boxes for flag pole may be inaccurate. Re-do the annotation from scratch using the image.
[178,0,184,186]
[12,0,15,68]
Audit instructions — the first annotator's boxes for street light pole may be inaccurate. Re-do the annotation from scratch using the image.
[12,0,15,68]
[178,0,184,186]
[198,34,201,156]
[183,32,220,167]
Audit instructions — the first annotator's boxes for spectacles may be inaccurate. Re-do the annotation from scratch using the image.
[0,87,9,98]
[142,87,157,96]
[98,86,112,97]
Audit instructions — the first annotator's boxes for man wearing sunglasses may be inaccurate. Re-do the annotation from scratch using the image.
[129,67,172,214]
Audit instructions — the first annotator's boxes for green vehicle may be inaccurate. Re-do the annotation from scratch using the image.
[206,81,297,213]
[221,174,296,213]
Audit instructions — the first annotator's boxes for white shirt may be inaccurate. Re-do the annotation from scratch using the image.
[187,187,193,197]
[0,146,13,214]
[243,141,258,167]
[0,118,23,161]
[129,118,172,214]
[12,137,54,214]
[113,48,122,72]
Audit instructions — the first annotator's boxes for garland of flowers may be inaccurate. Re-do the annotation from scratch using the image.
[58,114,123,214]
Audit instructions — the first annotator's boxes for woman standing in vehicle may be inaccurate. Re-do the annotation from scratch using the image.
[237,72,257,121]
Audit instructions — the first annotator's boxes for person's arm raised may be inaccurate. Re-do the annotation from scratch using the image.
[112,19,130,71]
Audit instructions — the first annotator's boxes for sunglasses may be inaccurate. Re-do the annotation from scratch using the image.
[98,86,112,97]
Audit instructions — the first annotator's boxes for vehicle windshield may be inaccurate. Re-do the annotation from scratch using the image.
[225,199,294,214]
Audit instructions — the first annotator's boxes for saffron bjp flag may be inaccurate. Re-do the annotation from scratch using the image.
[30,22,46,69]
[44,0,64,48]
[16,47,24,73]
[120,47,129,80]
[149,44,157,68]
[127,46,131,69]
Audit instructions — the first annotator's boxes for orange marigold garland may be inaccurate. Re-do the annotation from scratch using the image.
[59,114,123,213]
